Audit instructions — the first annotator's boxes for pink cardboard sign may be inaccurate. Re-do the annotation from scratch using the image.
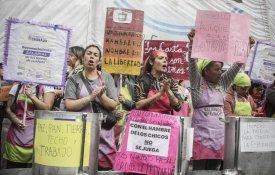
[191,10,250,63]
[113,110,180,175]
[143,40,189,80]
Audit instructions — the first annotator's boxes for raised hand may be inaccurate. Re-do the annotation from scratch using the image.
[249,36,255,49]
[25,85,34,98]
[187,28,195,44]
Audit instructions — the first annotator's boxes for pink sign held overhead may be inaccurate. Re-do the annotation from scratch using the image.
[191,10,250,63]
[113,110,180,175]
[143,40,189,80]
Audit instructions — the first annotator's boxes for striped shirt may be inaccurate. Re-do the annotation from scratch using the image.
[188,45,243,107]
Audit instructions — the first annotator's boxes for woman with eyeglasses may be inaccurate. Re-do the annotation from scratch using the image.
[224,72,257,116]
[249,82,266,110]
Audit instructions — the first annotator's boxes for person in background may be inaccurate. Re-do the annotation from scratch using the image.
[173,80,193,117]
[187,29,255,170]
[53,46,85,111]
[64,44,118,170]
[135,50,183,114]
[0,63,13,168]
[112,74,135,147]
[4,84,55,168]
[67,46,85,78]
[249,81,266,111]
[263,73,275,117]
[224,72,257,116]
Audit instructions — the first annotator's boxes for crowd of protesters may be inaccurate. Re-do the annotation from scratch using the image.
[0,29,274,172]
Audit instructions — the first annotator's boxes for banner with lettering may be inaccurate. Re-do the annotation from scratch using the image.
[143,40,189,80]
[191,10,250,63]
[0,85,12,102]
[102,8,144,75]
[114,110,180,175]
[240,121,275,152]
[34,119,91,167]
[249,42,275,85]
[3,18,70,86]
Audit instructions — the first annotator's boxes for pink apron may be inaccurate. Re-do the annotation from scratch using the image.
[192,83,225,160]
[146,90,172,114]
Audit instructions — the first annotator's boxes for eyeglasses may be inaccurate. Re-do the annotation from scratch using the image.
[239,86,250,91]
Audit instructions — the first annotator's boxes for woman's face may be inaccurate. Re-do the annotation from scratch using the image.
[252,86,264,99]
[204,62,223,83]
[235,86,250,97]
[151,52,168,74]
[83,46,100,70]
[67,51,77,67]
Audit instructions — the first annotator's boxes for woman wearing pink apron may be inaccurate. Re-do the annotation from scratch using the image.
[135,50,183,114]
[187,29,255,170]
[64,45,118,170]
[4,84,55,168]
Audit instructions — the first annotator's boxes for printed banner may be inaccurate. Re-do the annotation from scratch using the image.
[191,10,250,63]
[3,18,70,86]
[102,8,144,75]
[114,110,180,175]
[240,122,275,152]
[0,85,12,102]
[143,40,189,80]
[34,119,91,167]
[249,42,275,85]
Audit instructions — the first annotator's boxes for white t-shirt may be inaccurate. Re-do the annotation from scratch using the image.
[9,84,55,96]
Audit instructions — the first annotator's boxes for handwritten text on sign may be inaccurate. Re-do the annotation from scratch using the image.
[127,121,171,157]
[192,10,250,63]
[102,8,144,75]
[240,122,275,152]
[34,119,91,167]
[114,110,180,175]
[143,40,189,80]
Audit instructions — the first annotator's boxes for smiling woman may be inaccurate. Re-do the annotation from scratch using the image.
[134,50,183,114]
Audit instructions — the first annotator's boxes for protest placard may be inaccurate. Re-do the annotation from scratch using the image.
[102,8,144,75]
[240,122,275,152]
[33,119,91,167]
[249,42,275,85]
[114,110,180,175]
[191,10,250,63]
[3,18,70,86]
[143,40,189,80]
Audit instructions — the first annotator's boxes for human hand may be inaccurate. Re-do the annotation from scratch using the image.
[14,118,26,129]
[55,89,64,99]
[249,36,255,49]
[160,79,171,95]
[25,85,34,98]
[118,94,126,103]
[114,110,125,119]
[187,28,195,45]
[97,86,106,97]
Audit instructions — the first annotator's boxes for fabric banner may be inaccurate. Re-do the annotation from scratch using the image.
[191,10,250,63]
[249,41,275,85]
[102,8,144,75]
[3,18,70,86]
[143,40,189,80]
[114,110,180,175]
